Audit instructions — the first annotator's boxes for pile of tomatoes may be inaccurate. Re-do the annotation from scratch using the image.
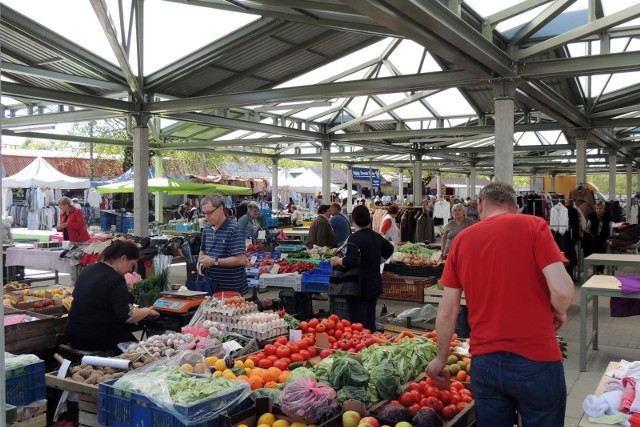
[244,335,318,371]
[393,378,473,419]
[276,260,318,274]
[300,315,393,354]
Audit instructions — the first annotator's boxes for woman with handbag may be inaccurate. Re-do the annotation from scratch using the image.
[330,205,394,332]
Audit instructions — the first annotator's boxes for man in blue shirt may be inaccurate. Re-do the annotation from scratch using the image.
[329,202,351,247]
[198,194,248,295]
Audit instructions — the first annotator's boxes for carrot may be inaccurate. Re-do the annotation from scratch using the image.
[393,330,416,343]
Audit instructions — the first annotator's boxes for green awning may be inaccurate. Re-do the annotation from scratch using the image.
[96,177,251,195]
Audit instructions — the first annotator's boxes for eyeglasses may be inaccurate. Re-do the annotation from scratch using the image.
[202,205,221,216]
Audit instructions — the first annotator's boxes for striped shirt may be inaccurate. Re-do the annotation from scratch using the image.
[201,218,247,295]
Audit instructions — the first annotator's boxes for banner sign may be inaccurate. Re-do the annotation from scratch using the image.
[352,167,381,181]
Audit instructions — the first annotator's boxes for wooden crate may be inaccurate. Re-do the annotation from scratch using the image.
[78,394,99,427]
[424,285,467,306]
[45,372,99,399]
[11,413,46,427]
[381,273,436,302]
[4,309,58,353]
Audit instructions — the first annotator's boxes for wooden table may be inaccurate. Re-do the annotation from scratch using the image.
[578,361,621,426]
[581,253,640,283]
[579,275,640,371]
[5,246,75,283]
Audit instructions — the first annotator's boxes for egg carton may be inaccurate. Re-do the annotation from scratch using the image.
[201,304,259,317]
[232,326,289,340]
[202,313,249,324]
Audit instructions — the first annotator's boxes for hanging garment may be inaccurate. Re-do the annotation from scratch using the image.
[549,203,569,234]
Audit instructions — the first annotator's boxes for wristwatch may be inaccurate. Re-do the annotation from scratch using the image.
[214,258,219,266]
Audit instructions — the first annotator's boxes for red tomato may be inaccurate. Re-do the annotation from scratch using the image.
[354,342,365,352]
[442,404,457,419]
[439,390,452,406]
[299,321,309,332]
[307,327,316,334]
[409,390,421,402]
[303,337,315,347]
[325,319,336,330]
[308,318,319,329]
[299,349,311,360]
[256,352,266,359]
[319,349,334,359]
[297,339,309,350]
[329,314,339,322]
[328,336,337,344]
[456,402,469,412]
[307,346,317,357]
[408,383,422,393]
[290,353,304,363]
[273,359,289,371]
[334,330,343,340]
[341,319,351,327]
[339,340,351,351]
[264,344,277,356]
[335,323,344,331]
[426,396,443,414]
[279,357,291,367]
[425,385,441,399]
[258,358,273,369]
[289,343,300,354]
[352,322,363,331]
[316,324,327,333]
[247,355,261,365]
[275,336,288,345]
[398,392,416,407]
[460,394,473,404]
[276,346,291,358]
[450,381,465,391]
[267,355,279,362]
[408,404,421,416]
[449,393,461,405]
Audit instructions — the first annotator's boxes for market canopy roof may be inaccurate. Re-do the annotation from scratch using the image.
[96,177,251,195]
[2,157,90,189]
[281,169,339,194]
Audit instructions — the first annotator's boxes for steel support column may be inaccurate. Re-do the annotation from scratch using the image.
[347,165,353,214]
[133,124,150,237]
[627,162,633,219]
[494,84,515,184]
[576,139,587,186]
[322,143,331,205]
[272,159,279,212]
[609,149,617,200]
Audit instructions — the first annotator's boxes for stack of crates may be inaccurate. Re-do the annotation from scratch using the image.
[278,290,313,319]
[301,262,332,293]
[5,360,46,408]
[329,296,348,319]
[259,208,279,228]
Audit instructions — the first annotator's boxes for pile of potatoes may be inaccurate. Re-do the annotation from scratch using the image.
[67,353,155,385]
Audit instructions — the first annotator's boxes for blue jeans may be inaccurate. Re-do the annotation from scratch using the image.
[470,352,566,427]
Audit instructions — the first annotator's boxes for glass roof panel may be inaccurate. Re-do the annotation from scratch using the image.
[425,89,476,116]
[386,40,427,75]
[394,102,434,120]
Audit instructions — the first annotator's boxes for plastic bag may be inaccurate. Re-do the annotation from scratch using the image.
[279,377,337,424]
[396,304,438,323]
[4,353,41,370]
[113,350,250,426]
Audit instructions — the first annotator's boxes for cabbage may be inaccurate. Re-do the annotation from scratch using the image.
[286,367,316,383]
[328,358,368,389]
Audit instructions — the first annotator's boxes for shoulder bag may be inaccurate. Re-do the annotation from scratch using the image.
[329,242,361,297]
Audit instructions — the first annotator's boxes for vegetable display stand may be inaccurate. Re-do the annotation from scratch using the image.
[380,273,436,302]
[6,361,46,406]
[278,290,313,320]
[329,297,348,319]
[424,285,467,306]
[220,397,292,427]
[98,380,251,427]
[46,369,101,426]
[11,413,47,427]
[394,262,445,278]
[4,308,58,353]
[368,399,476,427]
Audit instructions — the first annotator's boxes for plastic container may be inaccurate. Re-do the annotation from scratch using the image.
[301,268,331,293]
[98,380,251,427]
[395,263,445,278]
[275,244,306,253]
[5,361,46,406]
[329,296,348,320]
[278,290,313,320]
[258,274,301,291]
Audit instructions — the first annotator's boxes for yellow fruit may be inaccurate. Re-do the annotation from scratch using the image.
[273,420,290,427]
[244,368,252,376]
[244,359,255,369]
[237,425,250,427]
[181,363,194,372]
[223,371,236,379]
[213,371,223,377]
[258,424,272,427]
[214,359,227,372]
[291,423,306,427]
[193,363,206,374]
[257,413,276,426]
[205,356,218,367]
[234,360,245,369]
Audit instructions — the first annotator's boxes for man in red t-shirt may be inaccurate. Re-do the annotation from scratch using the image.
[426,182,574,427]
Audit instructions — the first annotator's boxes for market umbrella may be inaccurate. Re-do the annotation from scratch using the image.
[96,177,251,195]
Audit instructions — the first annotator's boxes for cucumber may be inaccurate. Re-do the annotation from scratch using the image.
[289,361,304,370]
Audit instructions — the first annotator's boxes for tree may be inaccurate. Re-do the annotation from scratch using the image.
[20,138,70,150]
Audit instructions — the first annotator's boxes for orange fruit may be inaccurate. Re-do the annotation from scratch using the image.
[249,376,264,390]
[235,375,250,382]
[277,371,290,383]
[261,371,275,383]
[249,368,264,377]
[264,381,278,389]
[267,367,282,380]
[456,370,468,381]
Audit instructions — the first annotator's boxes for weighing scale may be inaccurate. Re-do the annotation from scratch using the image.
[153,290,208,314]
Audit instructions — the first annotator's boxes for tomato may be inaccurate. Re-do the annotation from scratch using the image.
[425,396,443,414]
[290,353,304,363]
[264,344,277,356]
[275,336,288,345]
[299,321,308,332]
[299,349,311,360]
[449,393,461,405]
[258,358,273,369]
[341,319,351,327]
[354,342,365,352]
[308,318,319,329]
[325,319,336,330]
[334,330,343,340]
[459,388,473,397]
[335,322,344,331]
[307,327,315,334]
[339,340,351,351]
[319,349,334,359]
[439,390,452,406]
[256,352,266,359]
[398,392,417,407]
[276,346,291,358]
[409,390,421,402]
[460,394,473,404]
[408,404,421,416]
[328,336,337,344]
[352,322,363,331]
[441,404,457,419]
[273,359,289,371]
[408,383,422,393]
[316,324,326,333]
[307,346,317,357]
[289,343,300,354]
[425,385,440,399]
[297,339,309,350]
[246,355,261,365]
[456,402,469,412]
[304,337,315,347]
[329,314,339,322]
[450,381,465,391]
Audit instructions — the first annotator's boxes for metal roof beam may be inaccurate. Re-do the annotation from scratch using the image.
[160,137,304,150]
[0,63,127,92]
[145,71,480,113]
[1,130,136,147]
[510,0,577,46]
[1,82,136,113]
[486,0,553,26]
[514,4,640,59]
[90,0,144,103]
[163,112,322,139]
[2,109,124,128]
[518,51,640,79]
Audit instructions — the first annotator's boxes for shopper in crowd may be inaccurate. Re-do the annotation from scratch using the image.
[330,205,394,332]
[426,182,574,427]
[287,197,295,213]
[465,199,479,221]
[236,198,249,219]
[441,203,475,258]
[71,198,82,209]
[198,194,248,295]
[290,205,304,226]
[66,240,160,353]
[237,202,260,241]
[56,196,91,243]
[329,202,351,246]
[182,201,200,222]
[380,203,401,243]
[259,195,270,210]
[306,204,335,249]
[587,200,613,274]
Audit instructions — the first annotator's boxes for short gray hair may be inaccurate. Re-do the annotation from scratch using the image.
[478,182,517,208]
[201,194,224,208]
[451,203,465,215]
[247,203,259,212]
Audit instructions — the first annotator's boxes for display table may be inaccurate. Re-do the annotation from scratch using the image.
[581,253,640,283]
[11,228,59,243]
[579,275,640,371]
[281,228,310,242]
[5,246,74,282]
[578,361,620,426]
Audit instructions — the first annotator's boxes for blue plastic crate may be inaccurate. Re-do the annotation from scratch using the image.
[98,380,251,427]
[121,218,134,232]
[275,244,305,253]
[318,262,332,272]
[265,218,279,228]
[259,209,272,217]
[5,361,46,406]
[301,269,331,293]
[302,281,330,293]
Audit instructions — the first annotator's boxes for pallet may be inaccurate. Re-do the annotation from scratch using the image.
[424,285,467,305]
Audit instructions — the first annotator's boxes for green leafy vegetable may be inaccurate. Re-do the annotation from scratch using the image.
[286,367,316,383]
[328,358,368,389]
[336,386,371,404]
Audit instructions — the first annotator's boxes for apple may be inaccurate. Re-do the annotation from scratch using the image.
[342,410,362,427]
[394,422,412,427]
[359,417,380,427]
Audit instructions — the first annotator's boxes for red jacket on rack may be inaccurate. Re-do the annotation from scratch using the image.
[59,206,90,242]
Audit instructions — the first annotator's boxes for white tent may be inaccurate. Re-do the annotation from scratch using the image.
[283,169,339,194]
[276,169,294,187]
[2,157,90,189]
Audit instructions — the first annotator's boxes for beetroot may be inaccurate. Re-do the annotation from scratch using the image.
[374,403,411,423]
[412,408,442,427]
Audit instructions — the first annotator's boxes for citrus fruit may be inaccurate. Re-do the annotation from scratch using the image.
[273,419,290,427]
[180,363,194,372]
[257,413,275,426]
[205,356,218,367]
[214,359,227,372]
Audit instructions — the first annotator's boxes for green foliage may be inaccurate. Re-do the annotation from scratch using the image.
[20,139,69,150]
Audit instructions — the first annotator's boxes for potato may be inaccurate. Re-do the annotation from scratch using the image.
[71,373,85,382]
[70,366,82,374]
[78,368,93,379]
[132,362,144,369]
[111,372,125,379]
[85,373,101,385]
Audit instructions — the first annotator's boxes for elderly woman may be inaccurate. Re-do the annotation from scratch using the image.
[56,196,91,243]
[290,205,303,226]
[441,203,475,258]
[66,240,159,353]
[380,203,401,243]
[237,202,260,240]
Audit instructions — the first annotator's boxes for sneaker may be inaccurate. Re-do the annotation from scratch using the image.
[312,293,328,300]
